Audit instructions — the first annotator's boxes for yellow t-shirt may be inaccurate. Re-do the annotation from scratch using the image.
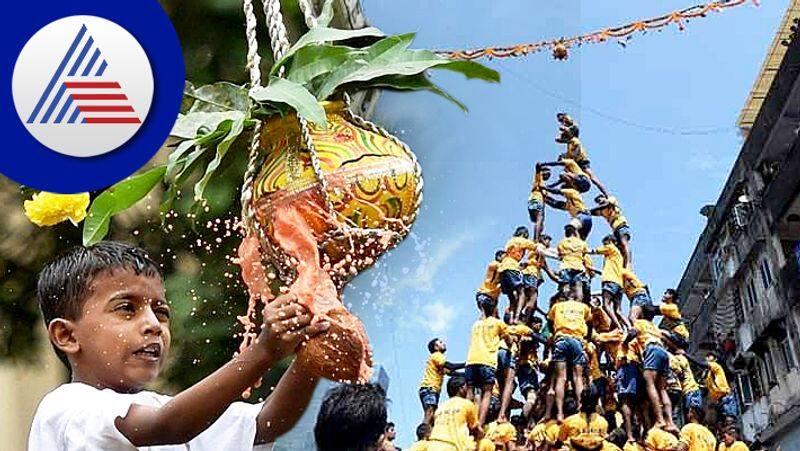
[633,319,664,348]
[621,269,647,299]
[566,137,588,163]
[409,440,432,451]
[719,441,750,451]
[670,354,700,394]
[645,427,680,451]
[528,420,562,448]
[595,244,624,286]
[597,196,628,230]
[706,361,731,402]
[477,261,501,299]
[558,236,590,272]
[623,442,645,451]
[601,441,623,451]
[521,244,547,278]
[585,342,605,381]
[466,317,510,367]
[562,158,587,177]
[562,188,588,217]
[679,423,716,451]
[660,303,682,320]
[498,236,537,272]
[548,300,591,339]
[476,438,494,451]
[420,351,448,390]
[530,170,545,203]
[429,397,478,450]
[673,323,690,340]
[559,412,608,443]
[485,421,517,444]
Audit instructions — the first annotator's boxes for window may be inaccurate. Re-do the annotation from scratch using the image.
[764,350,777,386]
[733,288,745,325]
[782,336,797,370]
[738,373,753,405]
[750,366,763,399]
[760,259,773,290]
[747,278,757,310]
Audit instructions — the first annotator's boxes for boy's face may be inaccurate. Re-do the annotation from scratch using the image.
[64,270,171,392]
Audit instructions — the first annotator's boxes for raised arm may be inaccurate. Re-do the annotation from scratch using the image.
[116,295,328,446]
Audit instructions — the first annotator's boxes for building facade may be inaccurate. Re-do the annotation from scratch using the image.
[677,3,800,449]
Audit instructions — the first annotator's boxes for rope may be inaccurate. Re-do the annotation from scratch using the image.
[240,0,263,235]
[298,0,318,29]
[435,0,758,61]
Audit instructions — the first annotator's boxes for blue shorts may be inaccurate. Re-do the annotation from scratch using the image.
[602,281,623,300]
[574,174,591,193]
[523,274,542,289]
[631,291,652,308]
[498,348,517,373]
[559,269,587,286]
[576,212,593,240]
[614,224,632,242]
[466,364,496,387]
[716,394,740,418]
[517,364,540,395]
[528,199,544,222]
[616,363,641,398]
[684,389,703,411]
[419,387,440,408]
[552,336,587,366]
[500,270,524,295]
[643,344,670,375]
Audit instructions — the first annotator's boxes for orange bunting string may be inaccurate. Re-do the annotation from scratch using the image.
[435,0,758,61]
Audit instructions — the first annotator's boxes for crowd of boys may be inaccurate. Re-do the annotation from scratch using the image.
[410,114,751,451]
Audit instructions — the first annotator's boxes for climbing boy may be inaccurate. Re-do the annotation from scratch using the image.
[590,194,632,268]
[555,124,608,196]
[529,165,552,239]
[29,241,329,451]
[704,353,738,426]
[547,295,592,421]
[477,250,505,308]
[428,376,484,450]
[519,234,559,323]
[419,338,465,425]
[591,235,628,330]
[621,267,652,323]
[539,157,592,193]
[544,186,593,240]
[557,224,595,302]
[499,226,539,324]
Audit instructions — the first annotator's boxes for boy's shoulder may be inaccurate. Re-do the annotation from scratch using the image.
[33,382,171,424]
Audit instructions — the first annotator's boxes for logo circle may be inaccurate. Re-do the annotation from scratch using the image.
[12,16,154,158]
[0,0,184,193]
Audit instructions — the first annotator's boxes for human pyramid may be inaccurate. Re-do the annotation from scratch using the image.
[409,115,748,451]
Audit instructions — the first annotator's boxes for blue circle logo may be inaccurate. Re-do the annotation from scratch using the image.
[2,1,184,192]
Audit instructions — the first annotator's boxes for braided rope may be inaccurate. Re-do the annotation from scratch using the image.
[240,0,262,234]
[298,0,318,29]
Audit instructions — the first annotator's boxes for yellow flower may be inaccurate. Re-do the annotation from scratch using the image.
[23,192,90,227]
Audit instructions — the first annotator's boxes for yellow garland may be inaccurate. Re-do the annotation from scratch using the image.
[23,192,90,227]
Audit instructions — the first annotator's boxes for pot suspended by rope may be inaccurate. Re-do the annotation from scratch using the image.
[246,100,422,382]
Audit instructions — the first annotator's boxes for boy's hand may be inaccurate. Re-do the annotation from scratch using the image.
[259,294,330,359]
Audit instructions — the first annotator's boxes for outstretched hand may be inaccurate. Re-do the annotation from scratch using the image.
[259,294,330,360]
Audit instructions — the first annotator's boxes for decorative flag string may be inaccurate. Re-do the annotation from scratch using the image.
[436,0,759,61]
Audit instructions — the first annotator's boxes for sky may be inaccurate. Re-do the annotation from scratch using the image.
[332,0,788,446]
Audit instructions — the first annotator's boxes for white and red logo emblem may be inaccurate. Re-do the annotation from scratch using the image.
[12,16,154,158]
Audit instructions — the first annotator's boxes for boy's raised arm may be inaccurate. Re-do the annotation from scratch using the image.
[115,294,329,447]
[255,360,320,444]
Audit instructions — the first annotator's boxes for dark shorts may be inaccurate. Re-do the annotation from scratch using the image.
[517,364,540,395]
[684,389,703,411]
[631,291,652,308]
[665,331,690,350]
[476,292,496,305]
[602,281,623,300]
[574,174,591,193]
[498,348,517,373]
[419,387,440,408]
[488,395,501,420]
[592,377,608,401]
[523,274,542,289]
[466,364,496,387]
[616,363,641,398]
[528,199,544,222]
[500,270,524,295]
[559,269,587,286]
[578,159,590,169]
[716,394,740,418]
[643,344,670,375]
[552,336,587,366]
[614,224,632,242]
[576,212,593,240]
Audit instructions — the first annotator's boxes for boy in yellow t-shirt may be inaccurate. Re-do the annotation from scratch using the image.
[520,234,560,323]
[669,351,703,414]
[420,338,465,425]
[539,156,592,193]
[499,226,539,324]
[560,387,608,446]
[677,406,716,451]
[547,296,592,421]
[544,186,593,240]
[718,428,750,451]
[409,423,433,451]
[590,195,632,268]
[428,376,483,451]
[591,235,628,330]
[621,267,652,323]
[644,426,680,451]
[529,165,552,239]
[477,250,505,306]
[704,353,738,424]
[554,121,609,197]
[656,289,690,351]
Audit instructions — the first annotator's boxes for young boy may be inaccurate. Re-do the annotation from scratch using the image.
[554,125,608,197]
[409,423,432,451]
[557,225,595,302]
[590,195,632,268]
[517,317,548,424]
[544,187,593,240]
[657,289,690,351]
[539,157,592,193]
[520,234,559,323]
[428,376,483,450]
[591,235,628,330]
[621,267,652,323]
[557,112,580,138]
[718,427,750,451]
[420,338,465,425]
[477,250,505,307]
[499,227,539,324]
[677,406,716,451]
[547,295,592,421]
[529,166,552,239]
[559,387,608,446]
[28,242,330,451]
[669,351,703,418]
[704,353,738,425]
[315,383,388,451]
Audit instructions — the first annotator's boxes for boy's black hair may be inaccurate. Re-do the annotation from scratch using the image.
[602,234,616,244]
[36,241,162,367]
[564,395,579,416]
[447,375,467,397]
[415,423,431,440]
[539,233,552,243]
[594,194,607,203]
[477,295,497,316]
[564,224,577,235]
[386,422,395,430]
[580,387,599,414]
[315,383,388,451]
[664,288,678,301]
[427,338,440,353]
[686,405,705,420]
[510,414,525,428]
[495,250,506,261]
[531,315,544,325]
[514,225,529,238]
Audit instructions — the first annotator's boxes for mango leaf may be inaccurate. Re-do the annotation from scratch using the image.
[273,26,384,74]
[186,82,250,113]
[250,78,327,126]
[193,116,247,201]
[171,111,245,139]
[166,139,197,178]
[436,60,501,83]
[284,44,362,86]
[317,0,334,27]
[82,166,167,246]
[349,73,468,112]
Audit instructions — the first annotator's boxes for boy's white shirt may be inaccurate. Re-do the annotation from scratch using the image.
[28,382,274,451]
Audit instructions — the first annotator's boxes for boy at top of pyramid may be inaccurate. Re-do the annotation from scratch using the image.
[543,183,593,241]
[28,241,329,451]
[555,117,609,196]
